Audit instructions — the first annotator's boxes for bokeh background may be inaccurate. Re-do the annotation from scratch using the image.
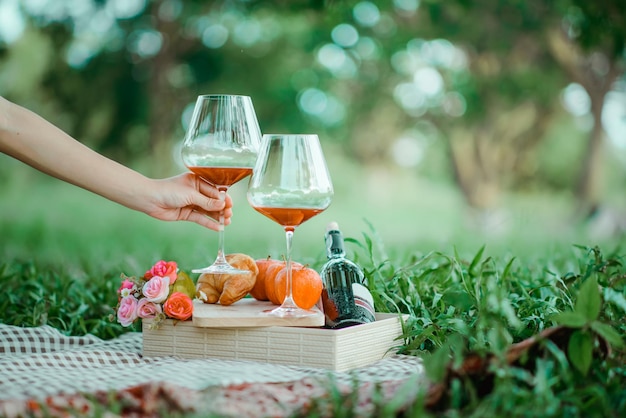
[1,0,625,270]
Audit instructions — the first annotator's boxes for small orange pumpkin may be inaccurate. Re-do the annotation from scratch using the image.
[273,265,323,310]
[263,260,303,305]
[250,257,280,301]
[264,261,287,305]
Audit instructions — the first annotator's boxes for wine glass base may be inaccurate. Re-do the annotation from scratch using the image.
[263,305,319,318]
[192,264,251,275]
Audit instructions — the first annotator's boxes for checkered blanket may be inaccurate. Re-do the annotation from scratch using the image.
[0,323,427,417]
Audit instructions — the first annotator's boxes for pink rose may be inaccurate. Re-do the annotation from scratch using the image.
[136,298,163,319]
[117,296,138,327]
[163,292,193,321]
[118,279,134,293]
[118,279,136,298]
[142,276,171,303]
[145,261,178,283]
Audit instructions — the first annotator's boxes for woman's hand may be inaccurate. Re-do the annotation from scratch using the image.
[142,173,233,231]
[0,97,235,232]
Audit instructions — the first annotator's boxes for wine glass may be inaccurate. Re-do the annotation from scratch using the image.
[247,134,334,317]
[181,94,261,274]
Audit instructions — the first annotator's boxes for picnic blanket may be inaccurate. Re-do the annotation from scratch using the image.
[0,323,428,417]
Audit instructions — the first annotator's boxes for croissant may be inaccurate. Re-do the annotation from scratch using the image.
[196,253,259,306]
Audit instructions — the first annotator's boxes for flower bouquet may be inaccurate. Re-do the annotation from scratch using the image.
[114,260,196,329]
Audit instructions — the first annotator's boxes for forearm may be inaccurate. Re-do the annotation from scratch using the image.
[0,97,152,213]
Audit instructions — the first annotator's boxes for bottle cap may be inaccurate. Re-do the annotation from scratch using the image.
[326,221,339,232]
[325,221,344,255]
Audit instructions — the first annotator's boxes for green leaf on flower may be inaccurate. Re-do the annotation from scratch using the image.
[171,271,196,299]
[568,330,593,376]
[552,311,587,328]
[574,277,601,321]
[590,321,625,348]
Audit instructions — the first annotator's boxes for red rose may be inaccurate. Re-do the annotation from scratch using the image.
[163,292,193,321]
[145,260,178,283]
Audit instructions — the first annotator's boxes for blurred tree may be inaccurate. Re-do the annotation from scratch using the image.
[548,0,626,216]
[300,0,566,215]
[299,0,625,220]
[411,0,563,212]
[1,0,623,220]
[1,0,326,175]
[11,0,245,174]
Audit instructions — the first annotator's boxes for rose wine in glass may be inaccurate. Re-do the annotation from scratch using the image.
[247,134,334,317]
[181,94,261,274]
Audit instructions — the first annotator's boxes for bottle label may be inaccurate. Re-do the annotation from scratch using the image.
[352,283,376,321]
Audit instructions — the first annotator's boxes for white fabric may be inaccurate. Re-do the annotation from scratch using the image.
[0,323,425,402]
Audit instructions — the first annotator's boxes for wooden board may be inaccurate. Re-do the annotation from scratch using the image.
[192,298,325,328]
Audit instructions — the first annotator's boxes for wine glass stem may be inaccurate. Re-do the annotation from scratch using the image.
[214,187,228,265]
[283,227,298,308]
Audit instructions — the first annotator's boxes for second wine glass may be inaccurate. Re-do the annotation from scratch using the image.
[181,94,261,274]
[247,134,334,317]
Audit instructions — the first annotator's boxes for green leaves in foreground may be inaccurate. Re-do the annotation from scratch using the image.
[567,330,594,375]
[350,237,626,416]
[553,276,624,375]
[0,261,128,339]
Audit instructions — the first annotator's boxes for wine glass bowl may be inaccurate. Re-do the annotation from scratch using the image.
[247,134,334,317]
[181,94,261,274]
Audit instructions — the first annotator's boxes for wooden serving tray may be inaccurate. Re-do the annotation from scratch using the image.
[192,298,325,328]
[143,312,405,371]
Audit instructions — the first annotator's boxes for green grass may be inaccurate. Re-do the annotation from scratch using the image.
[1,159,625,416]
[2,154,620,268]
[1,234,625,416]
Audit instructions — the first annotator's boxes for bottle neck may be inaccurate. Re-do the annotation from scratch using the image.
[325,229,345,259]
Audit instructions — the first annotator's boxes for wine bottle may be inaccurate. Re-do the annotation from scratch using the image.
[320,222,376,328]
